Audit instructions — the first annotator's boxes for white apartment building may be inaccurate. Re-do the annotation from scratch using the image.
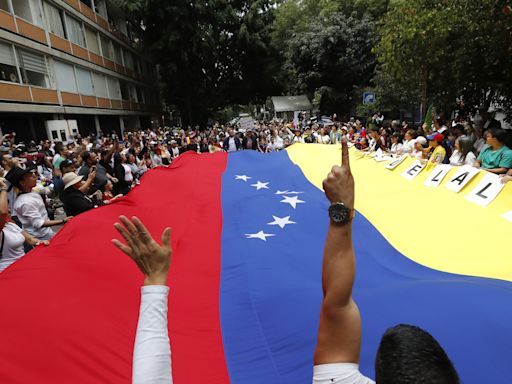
[0,0,160,142]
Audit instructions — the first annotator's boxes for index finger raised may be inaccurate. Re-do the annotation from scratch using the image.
[341,137,350,168]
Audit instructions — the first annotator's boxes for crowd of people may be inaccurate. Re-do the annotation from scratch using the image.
[0,111,511,272]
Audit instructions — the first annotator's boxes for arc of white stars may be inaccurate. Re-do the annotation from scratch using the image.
[280,195,305,209]
[267,215,296,229]
[251,181,269,190]
[245,231,275,241]
[235,175,251,182]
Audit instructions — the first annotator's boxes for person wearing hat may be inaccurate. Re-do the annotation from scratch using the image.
[10,167,70,241]
[60,172,96,217]
[426,133,447,164]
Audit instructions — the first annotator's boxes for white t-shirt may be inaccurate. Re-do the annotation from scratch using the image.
[313,364,375,384]
[318,135,331,144]
[228,137,238,152]
[449,150,477,166]
[402,139,415,154]
[390,143,403,154]
[0,222,26,272]
[13,193,55,240]
[122,163,133,183]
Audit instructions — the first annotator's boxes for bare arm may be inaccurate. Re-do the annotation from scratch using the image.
[481,167,509,175]
[79,170,96,193]
[314,138,361,365]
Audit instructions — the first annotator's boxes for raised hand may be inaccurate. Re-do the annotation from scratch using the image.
[112,216,172,286]
[322,137,355,209]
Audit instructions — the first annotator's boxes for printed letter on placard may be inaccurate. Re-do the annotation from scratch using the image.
[385,155,407,170]
[445,165,480,193]
[465,173,505,207]
[401,160,425,181]
[424,164,452,187]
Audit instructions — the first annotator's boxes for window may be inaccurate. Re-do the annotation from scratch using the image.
[119,80,129,100]
[54,60,77,93]
[13,0,43,26]
[128,83,138,102]
[84,27,100,54]
[136,87,144,103]
[94,0,107,19]
[75,67,93,95]
[79,0,92,8]
[18,49,49,88]
[0,42,20,83]
[0,0,10,12]
[43,2,66,39]
[92,72,108,98]
[113,43,123,65]
[106,76,120,99]
[65,15,86,47]
[100,35,113,59]
[123,49,134,71]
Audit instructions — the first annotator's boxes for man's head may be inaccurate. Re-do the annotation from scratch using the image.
[60,159,76,175]
[63,172,84,191]
[83,151,98,166]
[375,324,459,384]
[16,169,37,192]
[486,128,507,148]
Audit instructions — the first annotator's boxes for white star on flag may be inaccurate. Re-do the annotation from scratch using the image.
[275,190,303,195]
[245,231,276,241]
[251,181,269,190]
[280,195,305,209]
[268,215,296,229]
[235,175,252,182]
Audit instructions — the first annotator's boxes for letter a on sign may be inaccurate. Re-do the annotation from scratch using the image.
[465,173,505,207]
[424,164,452,187]
[401,160,425,181]
[445,165,480,193]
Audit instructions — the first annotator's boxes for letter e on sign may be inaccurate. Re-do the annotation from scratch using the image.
[401,160,425,181]
[465,173,505,207]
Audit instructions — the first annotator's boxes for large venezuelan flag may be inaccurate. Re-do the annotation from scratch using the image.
[0,144,511,384]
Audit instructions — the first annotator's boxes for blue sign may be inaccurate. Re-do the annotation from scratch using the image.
[363,92,376,105]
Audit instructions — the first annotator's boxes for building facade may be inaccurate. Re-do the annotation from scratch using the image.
[0,0,160,142]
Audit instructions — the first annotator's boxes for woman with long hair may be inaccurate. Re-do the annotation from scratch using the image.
[449,136,477,166]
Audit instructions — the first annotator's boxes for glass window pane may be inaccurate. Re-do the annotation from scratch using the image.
[84,27,100,54]
[92,72,108,98]
[66,16,86,47]
[100,35,112,59]
[54,60,77,93]
[43,1,66,38]
[12,0,32,22]
[113,44,123,64]
[106,76,121,99]
[76,67,93,95]
[0,0,10,12]
[123,50,134,70]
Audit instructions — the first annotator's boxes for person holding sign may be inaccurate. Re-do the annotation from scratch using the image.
[474,128,512,174]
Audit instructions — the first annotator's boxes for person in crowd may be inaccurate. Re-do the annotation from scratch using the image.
[242,130,258,150]
[114,153,133,196]
[51,142,67,175]
[474,128,512,174]
[116,139,459,384]
[8,167,70,241]
[426,133,447,164]
[317,128,331,144]
[169,140,180,160]
[60,172,97,217]
[411,136,428,159]
[449,136,477,166]
[0,178,49,273]
[389,133,403,155]
[400,130,416,155]
[500,169,512,184]
[223,130,241,152]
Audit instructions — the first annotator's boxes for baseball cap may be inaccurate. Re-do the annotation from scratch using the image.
[427,133,444,143]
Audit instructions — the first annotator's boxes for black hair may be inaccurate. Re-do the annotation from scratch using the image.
[376,324,459,384]
[489,127,507,144]
[457,136,474,163]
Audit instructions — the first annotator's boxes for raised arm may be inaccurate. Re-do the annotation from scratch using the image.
[314,138,361,365]
[112,216,172,384]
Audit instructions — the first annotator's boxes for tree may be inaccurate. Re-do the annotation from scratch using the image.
[375,0,512,120]
[282,11,377,115]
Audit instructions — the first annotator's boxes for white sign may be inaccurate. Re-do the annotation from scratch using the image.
[465,173,505,207]
[385,155,407,170]
[424,164,452,187]
[445,165,480,193]
[401,160,426,181]
[502,211,512,223]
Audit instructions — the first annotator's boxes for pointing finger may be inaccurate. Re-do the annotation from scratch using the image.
[341,136,350,168]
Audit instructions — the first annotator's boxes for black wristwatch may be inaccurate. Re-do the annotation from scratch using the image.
[328,202,355,225]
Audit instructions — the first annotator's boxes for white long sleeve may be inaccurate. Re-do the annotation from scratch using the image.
[133,285,172,384]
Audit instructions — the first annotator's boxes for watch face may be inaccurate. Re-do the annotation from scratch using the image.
[329,203,350,223]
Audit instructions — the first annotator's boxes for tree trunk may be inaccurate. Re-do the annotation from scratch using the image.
[420,66,429,119]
